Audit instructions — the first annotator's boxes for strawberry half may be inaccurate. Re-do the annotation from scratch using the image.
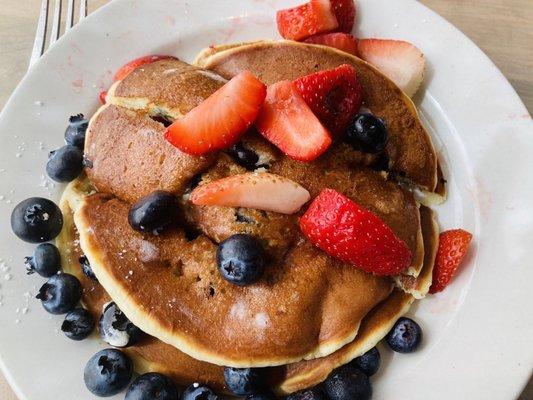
[276,0,338,41]
[165,71,266,155]
[255,80,332,162]
[294,64,363,136]
[357,39,425,97]
[331,0,356,33]
[304,32,358,56]
[114,55,175,82]
[429,229,473,294]
[191,172,311,215]
[300,189,412,276]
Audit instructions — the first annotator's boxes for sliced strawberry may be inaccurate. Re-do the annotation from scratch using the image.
[429,229,473,294]
[357,39,425,97]
[276,0,338,41]
[300,189,412,276]
[304,32,358,56]
[114,55,175,82]
[294,64,363,135]
[191,172,311,214]
[165,71,266,155]
[255,80,332,162]
[99,90,107,104]
[331,0,356,33]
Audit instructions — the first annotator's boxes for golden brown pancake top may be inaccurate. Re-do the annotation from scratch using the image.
[196,41,438,191]
[75,193,393,367]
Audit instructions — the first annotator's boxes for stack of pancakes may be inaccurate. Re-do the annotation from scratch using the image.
[57,41,443,394]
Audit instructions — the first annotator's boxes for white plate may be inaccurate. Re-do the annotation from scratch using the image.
[0,0,532,399]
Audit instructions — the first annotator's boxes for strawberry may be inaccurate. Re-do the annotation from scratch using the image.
[300,189,412,276]
[165,71,266,155]
[304,32,358,56]
[357,39,425,97]
[114,55,175,82]
[429,229,473,294]
[276,0,338,41]
[255,80,332,162]
[99,90,107,104]
[191,172,311,214]
[331,0,356,33]
[294,64,363,135]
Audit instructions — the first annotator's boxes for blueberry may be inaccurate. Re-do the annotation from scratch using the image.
[11,197,63,243]
[181,383,218,400]
[346,114,388,154]
[324,366,372,400]
[246,391,276,400]
[386,317,422,353]
[224,367,266,396]
[285,387,326,400]
[216,234,264,286]
[46,145,84,182]
[25,243,61,277]
[99,302,143,348]
[227,142,260,170]
[79,255,98,281]
[128,191,179,235]
[64,114,89,149]
[61,308,95,340]
[125,372,179,400]
[84,348,133,397]
[35,273,82,314]
[351,347,380,376]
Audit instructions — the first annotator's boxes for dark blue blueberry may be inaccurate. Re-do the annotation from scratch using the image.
[227,142,260,170]
[84,348,133,397]
[79,255,98,281]
[25,243,61,277]
[346,114,388,154]
[61,308,95,340]
[128,191,179,235]
[247,391,276,400]
[216,234,264,286]
[35,273,82,314]
[351,347,381,376]
[64,114,89,149]
[46,145,84,182]
[11,197,63,243]
[99,302,143,348]
[181,383,218,400]
[125,372,179,400]
[386,317,422,353]
[324,366,372,400]
[223,367,266,396]
[285,387,326,400]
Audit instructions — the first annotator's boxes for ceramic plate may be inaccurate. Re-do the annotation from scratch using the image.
[0,0,532,399]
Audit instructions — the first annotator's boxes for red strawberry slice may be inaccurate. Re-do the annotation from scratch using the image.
[191,172,311,215]
[277,0,338,41]
[165,71,266,155]
[357,39,425,97]
[331,0,356,33]
[255,80,332,162]
[114,55,175,82]
[429,229,473,294]
[300,189,412,276]
[99,91,107,104]
[304,32,358,56]
[294,64,363,135]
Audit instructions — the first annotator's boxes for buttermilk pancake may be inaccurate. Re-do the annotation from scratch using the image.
[194,40,439,193]
[59,178,429,394]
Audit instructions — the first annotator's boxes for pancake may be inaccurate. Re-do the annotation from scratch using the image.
[58,178,428,393]
[194,40,438,192]
[74,192,393,367]
[394,206,439,299]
